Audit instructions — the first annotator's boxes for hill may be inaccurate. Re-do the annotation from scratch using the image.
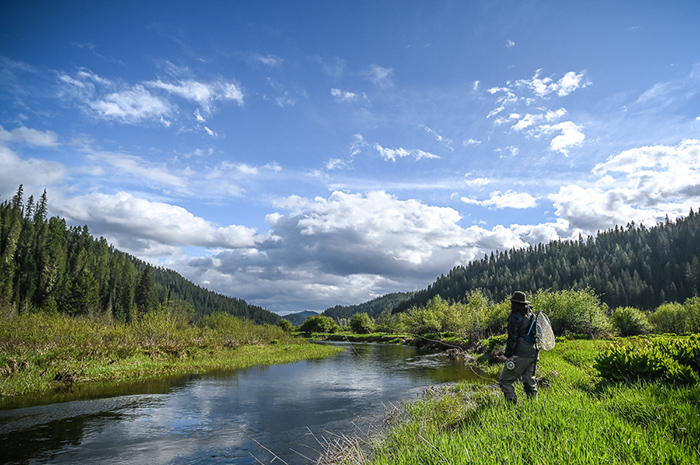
[321,292,414,322]
[0,186,279,324]
[392,210,700,313]
[281,310,319,326]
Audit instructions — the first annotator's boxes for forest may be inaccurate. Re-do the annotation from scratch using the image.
[0,186,279,325]
[392,209,700,314]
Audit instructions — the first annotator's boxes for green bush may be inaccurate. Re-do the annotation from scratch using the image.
[532,288,610,337]
[349,312,374,334]
[594,336,700,385]
[298,315,340,334]
[685,297,700,333]
[649,302,687,334]
[612,306,651,336]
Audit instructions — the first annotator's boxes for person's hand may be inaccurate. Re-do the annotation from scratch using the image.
[497,354,507,362]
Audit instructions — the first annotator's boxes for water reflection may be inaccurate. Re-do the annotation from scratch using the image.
[0,342,490,464]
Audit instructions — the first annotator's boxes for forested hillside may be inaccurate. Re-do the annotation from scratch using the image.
[393,210,700,313]
[322,292,414,321]
[0,186,279,324]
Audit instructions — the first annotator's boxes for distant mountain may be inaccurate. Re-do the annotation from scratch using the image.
[391,210,700,313]
[281,310,319,326]
[321,292,414,321]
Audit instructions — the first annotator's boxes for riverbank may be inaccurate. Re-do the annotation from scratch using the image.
[323,338,700,464]
[0,312,343,399]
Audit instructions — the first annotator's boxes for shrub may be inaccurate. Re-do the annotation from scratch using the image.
[277,319,293,332]
[612,306,651,336]
[594,336,700,385]
[349,312,374,334]
[683,297,700,333]
[299,315,340,334]
[649,302,686,334]
[532,288,610,337]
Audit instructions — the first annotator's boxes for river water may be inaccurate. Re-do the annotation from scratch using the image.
[0,342,491,464]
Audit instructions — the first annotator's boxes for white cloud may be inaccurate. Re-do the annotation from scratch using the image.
[0,141,67,198]
[55,191,261,249]
[365,64,393,88]
[506,39,516,48]
[374,143,439,162]
[56,69,243,126]
[88,85,173,125]
[461,190,538,209]
[551,139,700,233]
[517,69,590,98]
[464,138,482,146]
[147,78,244,113]
[331,88,354,101]
[0,125,59,147]
[540,121,585,155]
[253,54,284,67]
[87,150,187,189]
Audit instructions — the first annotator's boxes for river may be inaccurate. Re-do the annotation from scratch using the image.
[0,342,492,464]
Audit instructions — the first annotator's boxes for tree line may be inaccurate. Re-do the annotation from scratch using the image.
[0,186,279,325]
[392,210,700,314]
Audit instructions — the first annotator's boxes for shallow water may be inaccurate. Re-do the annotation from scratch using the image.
[0,342,490,464]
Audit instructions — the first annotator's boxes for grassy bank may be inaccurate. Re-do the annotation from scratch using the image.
[333,338,700,465]
[0,312,343,399]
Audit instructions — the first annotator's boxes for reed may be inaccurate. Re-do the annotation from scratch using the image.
[0,312,342,397]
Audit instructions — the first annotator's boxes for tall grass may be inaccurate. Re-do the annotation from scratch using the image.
[361,339,700,465]
[0,311,341,397]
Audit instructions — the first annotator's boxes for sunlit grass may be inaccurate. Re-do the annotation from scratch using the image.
[363,339,700,465]
[0,312,343,397]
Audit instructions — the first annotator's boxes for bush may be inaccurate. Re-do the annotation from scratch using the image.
[649,302,686,334]
[685,297,700,333]
[277,319,293,332]
[299,315,340,334]
[532,288,610,337]
[349,312,374,334]
[593,336,700,385]
[612,306,651,336]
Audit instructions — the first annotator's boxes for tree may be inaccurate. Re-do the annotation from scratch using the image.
[349,312,374,334]
[299,315,340,334]
[277,319,293,332]
[135,266,158,314]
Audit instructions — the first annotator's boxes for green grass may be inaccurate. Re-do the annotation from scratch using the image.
[361,339,700,465]
[0,312,343,398]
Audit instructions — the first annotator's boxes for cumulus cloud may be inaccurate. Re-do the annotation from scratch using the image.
[461,190,538,209]
[551,139,700,233]
[179,190,544,310]
[0,141,67,198]
[55,191,261,250]
[540,121,585,155]
[374,143,439,162]
[0,125,59,147]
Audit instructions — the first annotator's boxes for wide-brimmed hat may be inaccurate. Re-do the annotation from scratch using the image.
[507,291,530,304]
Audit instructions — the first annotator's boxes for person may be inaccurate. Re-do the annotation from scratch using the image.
[497,291,539,404]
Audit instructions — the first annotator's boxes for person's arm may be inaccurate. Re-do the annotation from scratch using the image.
[503,313,520,358]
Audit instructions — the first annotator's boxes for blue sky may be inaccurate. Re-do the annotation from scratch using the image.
[2,1,700,314]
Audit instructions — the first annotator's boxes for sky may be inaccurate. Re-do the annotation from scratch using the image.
[2,1,700,314]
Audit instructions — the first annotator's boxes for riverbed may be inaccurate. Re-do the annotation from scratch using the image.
[0,342,492,464]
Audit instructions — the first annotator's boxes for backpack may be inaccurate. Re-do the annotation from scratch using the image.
[524,311,556,350]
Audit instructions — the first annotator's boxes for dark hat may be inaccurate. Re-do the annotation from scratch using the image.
[507,291,530,304]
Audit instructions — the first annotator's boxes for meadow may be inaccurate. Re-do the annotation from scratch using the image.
[325,336,700,465]
[0,310,342,399]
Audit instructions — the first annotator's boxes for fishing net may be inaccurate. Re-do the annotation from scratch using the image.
[536,312,556,351]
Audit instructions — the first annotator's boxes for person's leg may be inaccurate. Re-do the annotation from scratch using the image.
[521,358,538,399]
[499,364,519,404]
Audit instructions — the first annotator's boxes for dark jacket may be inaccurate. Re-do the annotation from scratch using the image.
[504,310,539,358]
